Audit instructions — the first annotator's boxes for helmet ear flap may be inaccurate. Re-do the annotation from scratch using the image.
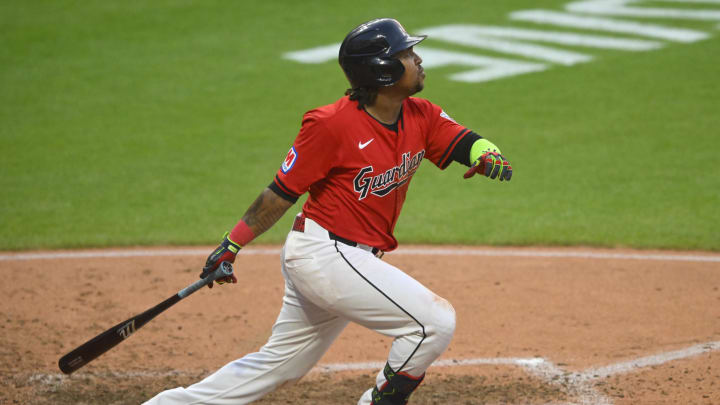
[368,57,405,87]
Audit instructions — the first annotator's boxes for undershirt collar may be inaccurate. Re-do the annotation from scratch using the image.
[363,106,402,133]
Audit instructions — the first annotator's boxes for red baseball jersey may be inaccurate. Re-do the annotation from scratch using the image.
[273,96,469,251]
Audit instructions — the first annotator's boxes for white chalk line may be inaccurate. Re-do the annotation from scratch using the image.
[2,246,719,263]
[579,341,720,380]
[397,248,720,263]
[311,357,545,373]
[314,341,720,405]
[29,341,720,405]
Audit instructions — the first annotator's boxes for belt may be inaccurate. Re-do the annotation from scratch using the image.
[292,214,384,259]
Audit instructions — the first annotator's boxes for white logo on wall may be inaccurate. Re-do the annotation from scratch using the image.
[283,0,720,83]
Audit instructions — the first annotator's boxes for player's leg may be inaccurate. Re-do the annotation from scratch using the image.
[339,248,455,405]
[293,239,456,405]
[142,245,348,405]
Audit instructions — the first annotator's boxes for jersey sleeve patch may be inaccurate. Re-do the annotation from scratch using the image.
[281,146,298,174]
[440,109,457,124]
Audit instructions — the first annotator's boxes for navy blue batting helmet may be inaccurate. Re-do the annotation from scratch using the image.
[338,18,426,88]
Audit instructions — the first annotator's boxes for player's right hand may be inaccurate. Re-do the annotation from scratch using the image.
[463,151,512,181]
[200,232,240,288]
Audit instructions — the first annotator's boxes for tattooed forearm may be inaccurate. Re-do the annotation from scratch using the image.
[242,188,294,237]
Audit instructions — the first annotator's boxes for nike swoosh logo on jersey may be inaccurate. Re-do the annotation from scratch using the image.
[358,139,374,149]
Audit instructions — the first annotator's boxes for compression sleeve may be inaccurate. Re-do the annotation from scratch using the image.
[449,131,482,167]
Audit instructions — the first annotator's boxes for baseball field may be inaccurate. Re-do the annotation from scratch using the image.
[2,1,719,404]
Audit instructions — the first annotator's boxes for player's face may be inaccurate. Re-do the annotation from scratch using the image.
[394,47,424,95]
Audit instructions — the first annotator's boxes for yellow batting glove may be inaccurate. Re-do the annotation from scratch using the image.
[463,139,512,181]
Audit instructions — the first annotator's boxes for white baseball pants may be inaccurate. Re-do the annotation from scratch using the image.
[143,215,456,404]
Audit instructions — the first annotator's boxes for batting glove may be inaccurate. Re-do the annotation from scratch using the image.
[464,151,512,181]
[200,232,239,288]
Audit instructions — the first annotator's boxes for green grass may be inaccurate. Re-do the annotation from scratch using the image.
[1,1,718,250]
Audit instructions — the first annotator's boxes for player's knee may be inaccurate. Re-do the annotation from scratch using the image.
[425,297,456,354]
[434,296,456,336]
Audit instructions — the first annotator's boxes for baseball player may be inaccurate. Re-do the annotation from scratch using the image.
[143,18,511,405]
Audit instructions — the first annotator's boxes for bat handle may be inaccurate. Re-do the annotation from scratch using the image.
[178,261,234,299]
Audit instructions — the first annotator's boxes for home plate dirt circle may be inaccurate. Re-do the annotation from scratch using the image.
[2,245,719,404]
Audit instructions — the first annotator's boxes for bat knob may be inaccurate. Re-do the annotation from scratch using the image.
[219,261,234,276]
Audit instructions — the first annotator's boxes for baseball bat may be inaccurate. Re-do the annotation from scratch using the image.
[58,261,234,374]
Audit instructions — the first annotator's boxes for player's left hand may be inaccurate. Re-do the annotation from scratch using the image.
[463,151,512,181]
[200,232,240,288]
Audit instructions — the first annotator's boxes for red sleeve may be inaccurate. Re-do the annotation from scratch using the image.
[421,101,470,169]
[273,111,339,198]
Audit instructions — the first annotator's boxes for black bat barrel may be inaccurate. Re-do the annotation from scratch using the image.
[58,294,180,374]
[58,262,233,374]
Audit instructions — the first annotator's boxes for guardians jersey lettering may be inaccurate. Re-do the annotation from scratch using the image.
[354,150,425,200]
[273,96,470,251]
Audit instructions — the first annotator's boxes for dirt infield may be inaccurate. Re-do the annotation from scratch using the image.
[2,245,719,404]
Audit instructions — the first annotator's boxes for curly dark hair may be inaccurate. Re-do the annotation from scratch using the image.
[345,87,378,110]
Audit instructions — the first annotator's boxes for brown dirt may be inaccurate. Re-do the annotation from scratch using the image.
[1,245,719,404]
